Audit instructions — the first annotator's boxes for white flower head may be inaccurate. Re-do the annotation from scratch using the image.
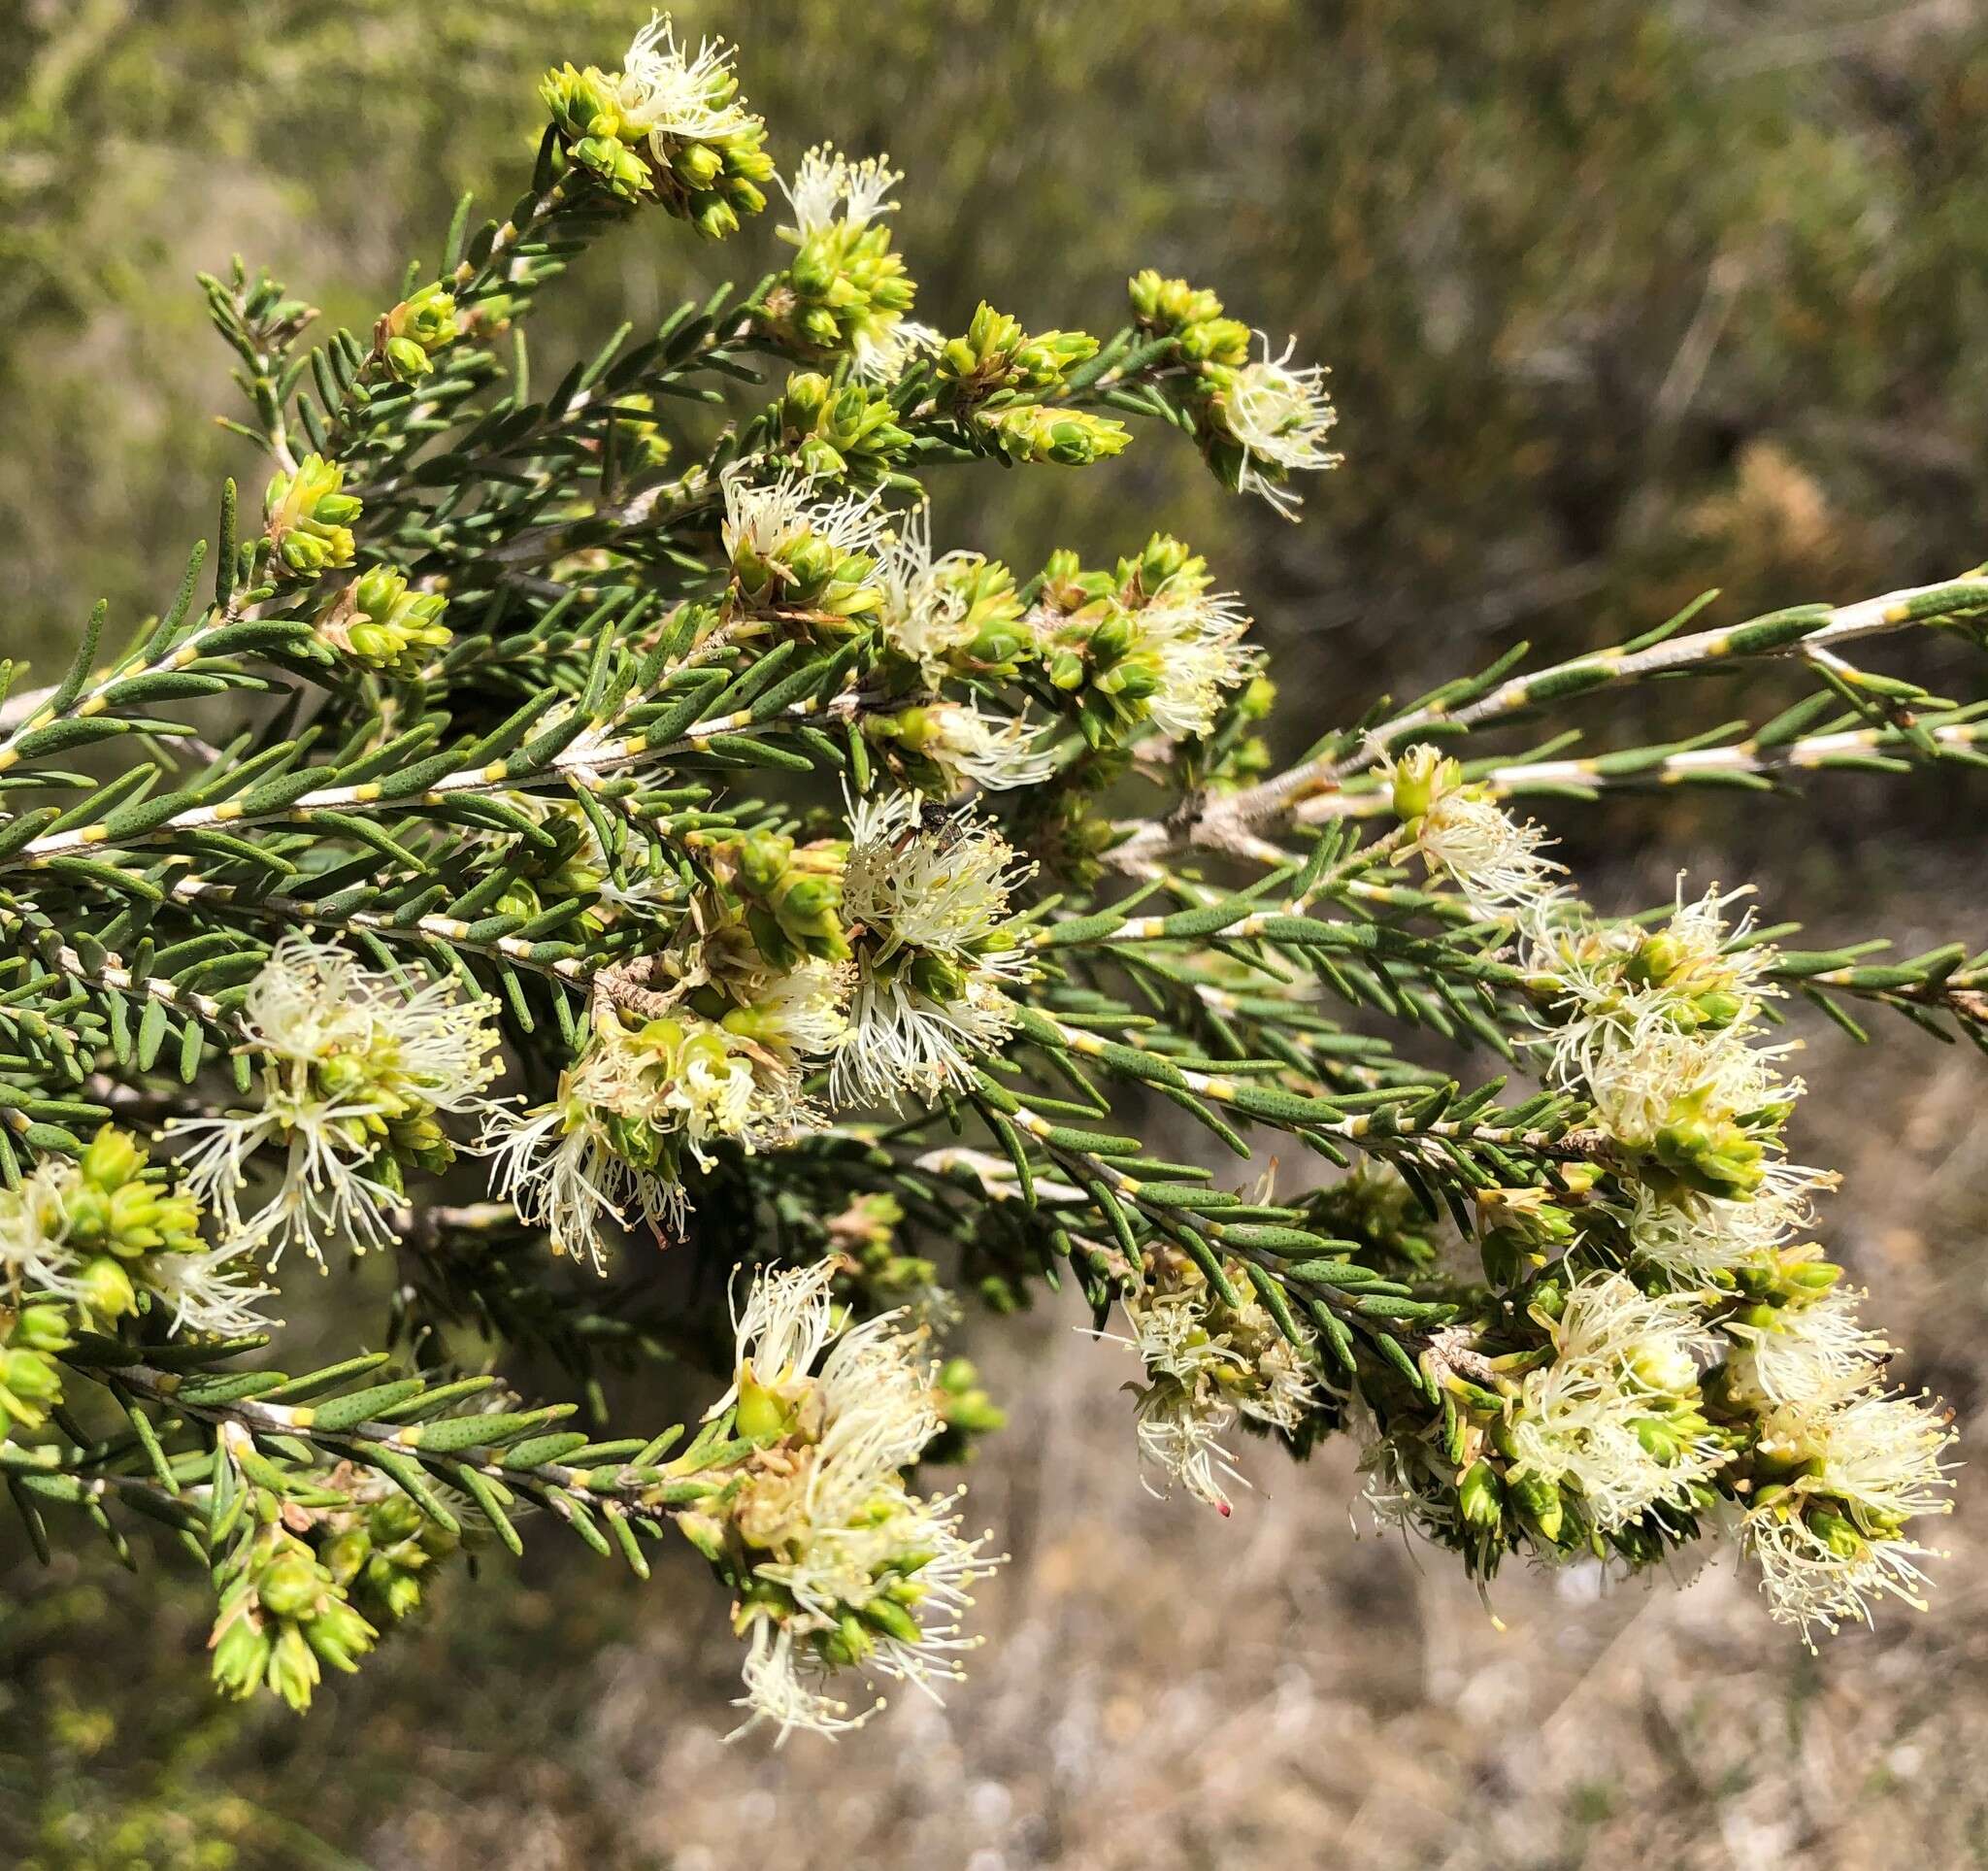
[487,1004,824,1270]
[707,1255,844,1420]
[1528,879,1782,1103]
[833,961,1018,1110]
[841,790,1033,962]
[1133,1382,1246,1516]
[720,465,891,577]
[739,959,850,1063]
[1744,1386,1957,1641]
[1109,1265,1319,1515]
[1725,1286,1890,1408]
[1626,1182,1808,1282]
[1507,1271,1725,1533]
[1759,1387,1959,1525]
[1224,332,1342,518]
[1743,1508,1945,1643]
[833,791,1034,1108]
[0,1160,87,1302]
[616,13,757,146]
[779,145,903,241]
[1383,745,1562,920]
[1583,1022,1799,1155]
[849,317,941,384]
[145,1245,282,1339]
[1131,582,1257,740]
[168,934,503,1267]
[878,504,980,680]
[715,1260,1000,1742]
[484,1097,678,1275]
[912,702,1058,794]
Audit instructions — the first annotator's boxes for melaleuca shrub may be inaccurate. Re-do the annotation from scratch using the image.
[1,11,1982,1741]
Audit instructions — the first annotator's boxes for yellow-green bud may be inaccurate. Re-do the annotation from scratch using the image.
[78,1255,138,1320]
[264,454,360,578]
[1458,1458,1505,1531]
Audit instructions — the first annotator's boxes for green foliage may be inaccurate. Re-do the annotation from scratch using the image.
[0,0,1985,1778]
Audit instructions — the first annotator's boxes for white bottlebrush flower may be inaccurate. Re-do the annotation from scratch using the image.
[834,791,1034,1107]
[485,1097,677,1274]
[1132,1382,1247,1517]
[1528,879,1780,1099]
[1582,1022,1798,1156]
[144,1245,282,1339]
[841,790,1032,963]
[1132,582,1257,740]
[1222,333,1342,518]
[1625,1182,1807,1282]
[706,1255,845,1422]
[616,13,756,147]
[720,465,890,581]
[833,963,1018,1110]
[738,959,850,1064]
[1505,1271,1724,1532]
[1743,1386,1956,1640]
[849,317,941,384]
[171,1106,401,1269]
[1109,1266,1319,1515]
[1382,745,1562,920]
[0,1160,87,1302]
[715,1261,999,1742]
[1414,791,1560,920]
[167,934,503,1267]
[912,702,1058,793]
[877,504,979,681]
[1742,1508,1946,1642]
[1662,880,1776,995]
[488,1006,826,1270]
[1757,1387,1958,1526]
[778,145,904,241]
[1725,1286,1890,1408]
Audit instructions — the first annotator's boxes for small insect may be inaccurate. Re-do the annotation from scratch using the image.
[891,800,960,855]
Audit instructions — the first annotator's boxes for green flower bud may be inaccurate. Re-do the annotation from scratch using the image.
[267,1622,321,1713]
[1508,1466,1566,1544]
[61,1184,111,1246]
[256,1553,322,1621]
[382,335,432,382]
[1458,1458,1505,1531]
[673,143,724,190]
[858,1593,924,1646]
[573,135,653,203]
[12,1304,73,1354]
[210,1613,274,1703]
[78,1254,138,1320]
[734,1368,801,1444]
[1389,747,1462,825]
[319,565,451,677]
[975,404,1131,467]
[306,1596,377,1672]
[81,1125,146,1191]
[264,454,359,578]
[1,1346,62,1405]
[540,63,623,143]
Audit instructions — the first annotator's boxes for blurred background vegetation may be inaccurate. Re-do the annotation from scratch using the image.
[4,2,1988,1864]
